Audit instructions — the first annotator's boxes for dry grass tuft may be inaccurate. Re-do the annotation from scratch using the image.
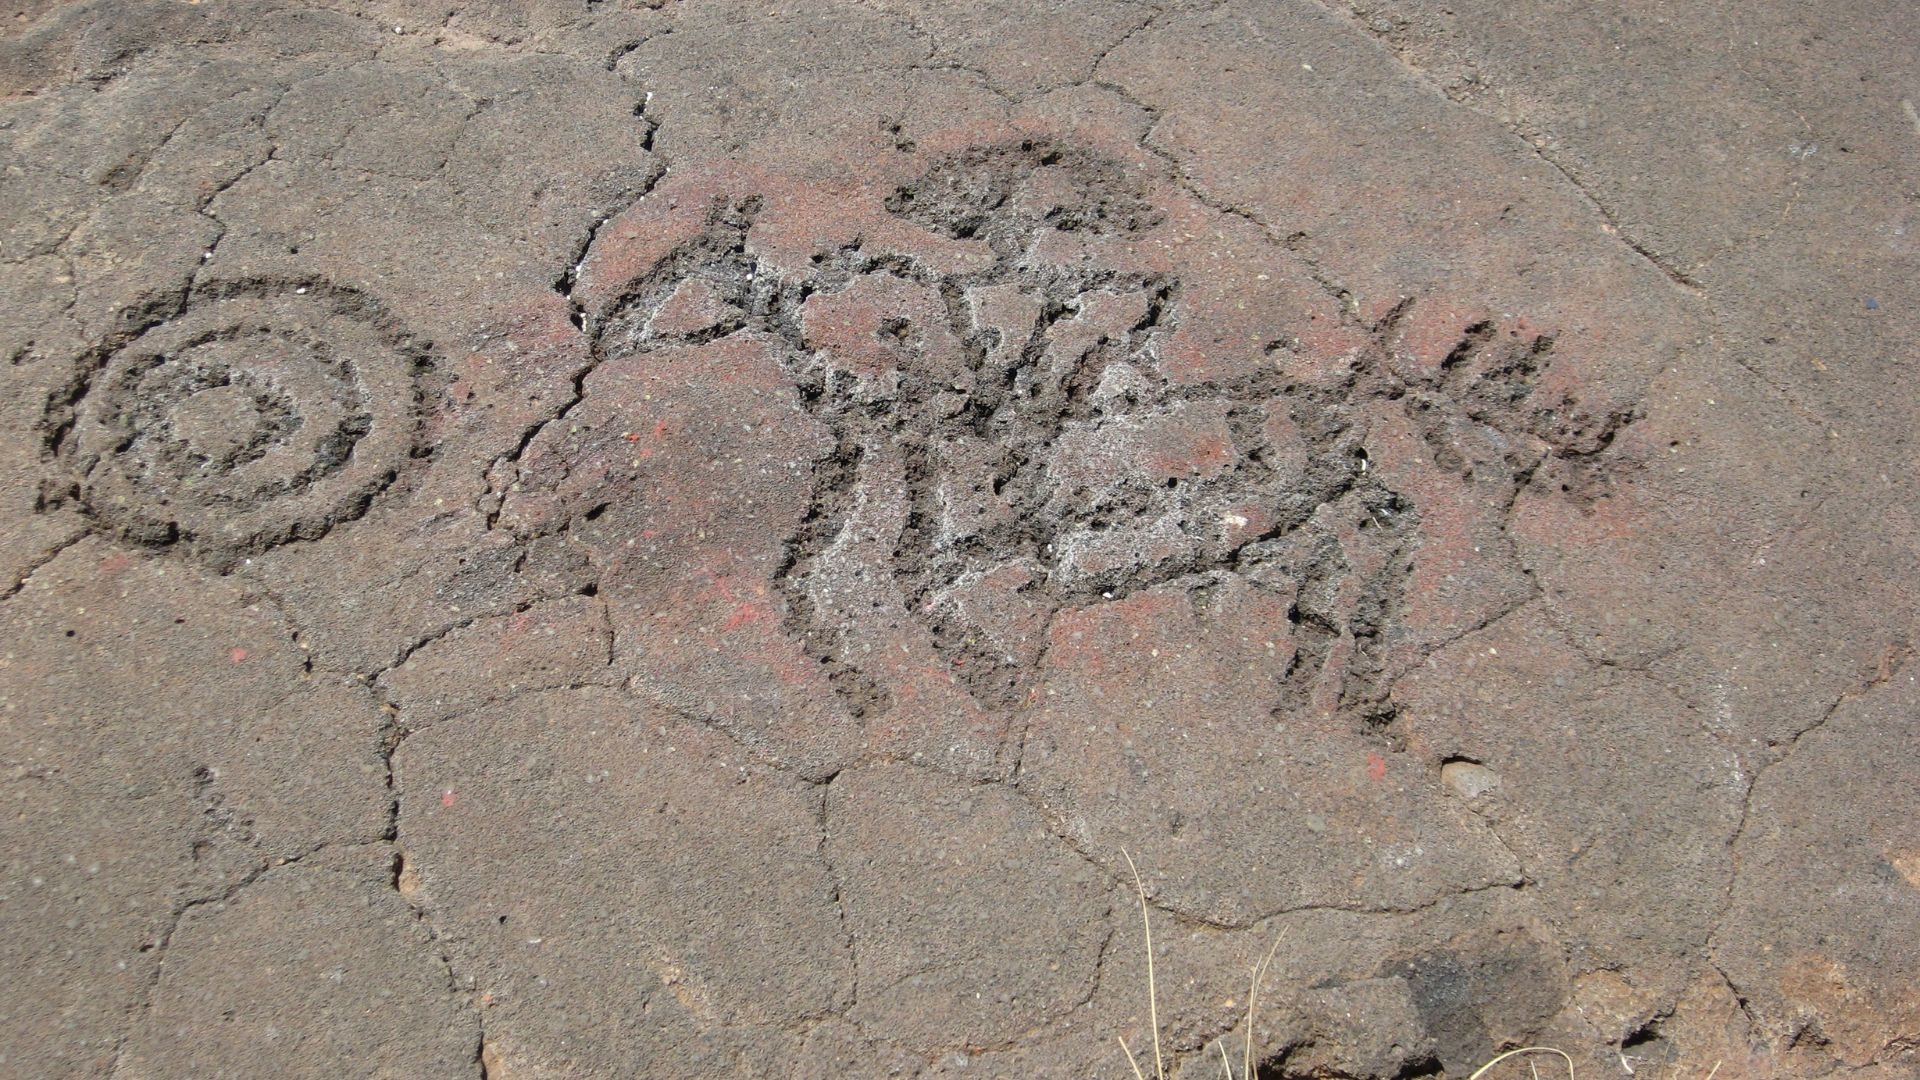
[1116,848,1282,1080]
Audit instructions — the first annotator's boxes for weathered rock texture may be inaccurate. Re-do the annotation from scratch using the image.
[1,1,1914,1077]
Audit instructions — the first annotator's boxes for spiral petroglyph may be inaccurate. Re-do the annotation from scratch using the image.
[45,283,434,558]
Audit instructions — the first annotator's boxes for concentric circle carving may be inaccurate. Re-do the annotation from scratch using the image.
[50,283,432,556]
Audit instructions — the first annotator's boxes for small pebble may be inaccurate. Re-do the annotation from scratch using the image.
[1441,760,1502,799]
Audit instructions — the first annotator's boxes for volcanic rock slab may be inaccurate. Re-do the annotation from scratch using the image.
[0,1,1914,1078]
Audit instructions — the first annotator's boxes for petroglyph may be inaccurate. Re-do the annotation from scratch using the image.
[42,281,436,561]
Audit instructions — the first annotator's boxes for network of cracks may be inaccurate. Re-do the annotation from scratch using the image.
[13,136,1657,1078]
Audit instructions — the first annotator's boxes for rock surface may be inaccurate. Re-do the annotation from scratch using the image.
[0,1,1913,1077]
